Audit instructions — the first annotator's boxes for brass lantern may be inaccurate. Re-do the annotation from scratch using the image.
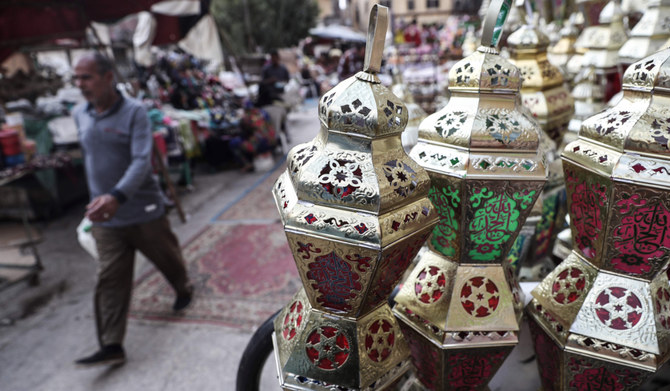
[392,0,548,389]
[507,23,575,141]
[618,0,670,66]
[271,5,438,390]
[527,47,670,390]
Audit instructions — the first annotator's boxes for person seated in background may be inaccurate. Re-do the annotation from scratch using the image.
[337,44,365,81]
[256,50,290,145]
[229,104,278,172]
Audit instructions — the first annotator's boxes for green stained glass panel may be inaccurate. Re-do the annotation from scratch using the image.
[429,184,460,258]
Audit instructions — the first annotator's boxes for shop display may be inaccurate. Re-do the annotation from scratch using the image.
[618,0,670,66]
[391,68,428,152]
[527,46,670,391]
[547,13,582,87]
[508,23,574,141]
[394,0,548,389]
[506,21,573,280]
[567,0,627,144]
[270,5,438,390]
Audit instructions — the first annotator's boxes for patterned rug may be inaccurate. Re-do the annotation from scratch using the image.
[130,160,301,329]
[213,163,286,223]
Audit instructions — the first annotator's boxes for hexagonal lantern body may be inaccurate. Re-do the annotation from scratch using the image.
[271,5,438,390]
[505,24,574,280]
[393,2,548,388]
[527,48,670,391]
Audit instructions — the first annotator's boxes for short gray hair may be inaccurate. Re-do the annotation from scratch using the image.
[89,52,114,76]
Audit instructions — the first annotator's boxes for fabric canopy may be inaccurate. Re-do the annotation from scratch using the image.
[0,0,203,62]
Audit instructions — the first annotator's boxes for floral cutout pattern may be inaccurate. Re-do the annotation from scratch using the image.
[434,111,467,138]
[282,300,305,341]
[414,265,447,304]
[593,287,643,330]
[382,160,418,197]
[485,63,513,88]
[318,158,363,199]
[485,113,522,144]
[551,266,586,305]
[289,145,317,175]
[364,319,395,363]
[460,276,500,318]
[305,326,351,370]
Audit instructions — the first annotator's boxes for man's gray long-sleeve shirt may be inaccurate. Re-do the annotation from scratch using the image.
[74,96,164,227]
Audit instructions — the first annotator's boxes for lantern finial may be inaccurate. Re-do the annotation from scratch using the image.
[356,4,388,83]
[481,0,513,49]
[363,4,387,75]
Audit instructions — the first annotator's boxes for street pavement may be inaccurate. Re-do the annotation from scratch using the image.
[0,101,320,391]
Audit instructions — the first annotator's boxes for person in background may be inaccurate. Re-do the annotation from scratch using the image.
[256,50,290,145]
[72,52,193,367]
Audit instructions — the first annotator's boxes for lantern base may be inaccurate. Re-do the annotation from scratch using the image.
[272,332,412,391]
[527,301,657,391]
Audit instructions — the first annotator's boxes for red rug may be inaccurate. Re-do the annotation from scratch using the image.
[129,221,300,329]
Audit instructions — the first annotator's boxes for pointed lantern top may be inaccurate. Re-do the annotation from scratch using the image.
[318,5,409,139]
[448,0,522,94]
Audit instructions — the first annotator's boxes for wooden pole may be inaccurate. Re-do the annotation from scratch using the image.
[153,142,187,223]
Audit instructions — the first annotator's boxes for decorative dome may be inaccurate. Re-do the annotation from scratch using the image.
[317,74,408,138]
[507,24,551,52]
[578,48,670,160]
[448,48,522,93]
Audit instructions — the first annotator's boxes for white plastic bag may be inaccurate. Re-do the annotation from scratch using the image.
[77,217,99,259]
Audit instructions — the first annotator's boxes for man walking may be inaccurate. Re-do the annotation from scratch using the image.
[72,53,193,367]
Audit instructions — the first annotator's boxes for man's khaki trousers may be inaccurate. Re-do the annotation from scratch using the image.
[91,215,190,347]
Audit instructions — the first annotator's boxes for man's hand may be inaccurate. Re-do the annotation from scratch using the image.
[86,194,120,222]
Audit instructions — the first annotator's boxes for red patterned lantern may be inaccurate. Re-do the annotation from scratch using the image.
[527,46,670,390]
[271,5,438,390]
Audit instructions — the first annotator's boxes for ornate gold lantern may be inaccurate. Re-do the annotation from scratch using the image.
[618,0,670,66]
[392,1,548,389]
[271,5,439,390]
[527,47,670,391]
[391,68,428,153]
[567,0,627,142]
[507,23,575,141]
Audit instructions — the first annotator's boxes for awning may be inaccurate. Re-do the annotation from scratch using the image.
[308,24,366,43]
